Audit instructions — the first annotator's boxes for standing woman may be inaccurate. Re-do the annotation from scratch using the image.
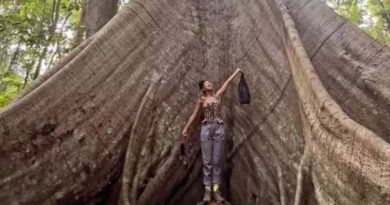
[181,67,242,202]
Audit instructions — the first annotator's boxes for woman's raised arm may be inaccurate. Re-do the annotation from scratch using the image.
[216,67,242,98]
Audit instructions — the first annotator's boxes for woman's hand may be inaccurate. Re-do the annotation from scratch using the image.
[216,66,243,98]
[181,129,189,142]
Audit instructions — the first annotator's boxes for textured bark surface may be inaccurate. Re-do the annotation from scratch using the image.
[82,0,119,37]
[0,0,389,205]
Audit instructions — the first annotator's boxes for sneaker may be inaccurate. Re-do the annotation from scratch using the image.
[203,189,212,202]
[214,190,225,203]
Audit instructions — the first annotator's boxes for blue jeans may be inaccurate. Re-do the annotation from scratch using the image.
[200,121,225,186]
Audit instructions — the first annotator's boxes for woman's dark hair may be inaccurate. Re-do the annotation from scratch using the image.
[198,80,206,91]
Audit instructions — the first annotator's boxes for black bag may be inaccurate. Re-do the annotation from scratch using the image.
[238,72,251,104]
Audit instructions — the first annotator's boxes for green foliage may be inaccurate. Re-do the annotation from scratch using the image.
[0,0,82,107]
[366,0,390,42]
[325,0,390,45]
[337,0,364,24]
[0,63,22,107]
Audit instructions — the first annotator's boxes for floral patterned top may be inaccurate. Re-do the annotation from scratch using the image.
[200,94,223,124]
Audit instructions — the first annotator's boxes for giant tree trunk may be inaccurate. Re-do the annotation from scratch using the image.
[0,0,389,205]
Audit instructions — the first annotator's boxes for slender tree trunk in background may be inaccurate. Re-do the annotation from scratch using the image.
[18,44,34,91]
[0,0,389,205]
[375,0,390,29]
[74,1,87,45]
[0,41,9,63]
[47,14,72,70]
[32,47,47,80]
[8,40,21,69]
[32,0,61,79]
[21,69,29,90]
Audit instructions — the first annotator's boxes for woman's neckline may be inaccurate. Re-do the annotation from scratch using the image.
[202,93,219,106]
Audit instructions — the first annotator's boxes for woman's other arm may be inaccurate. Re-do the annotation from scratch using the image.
[181,97,202,141]
[216,67,241,98]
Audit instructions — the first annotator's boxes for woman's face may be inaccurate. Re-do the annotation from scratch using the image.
[203,80,213,90]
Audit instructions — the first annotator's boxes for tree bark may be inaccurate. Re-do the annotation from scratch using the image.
[80,0,119,40]
[0,0,389,205]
